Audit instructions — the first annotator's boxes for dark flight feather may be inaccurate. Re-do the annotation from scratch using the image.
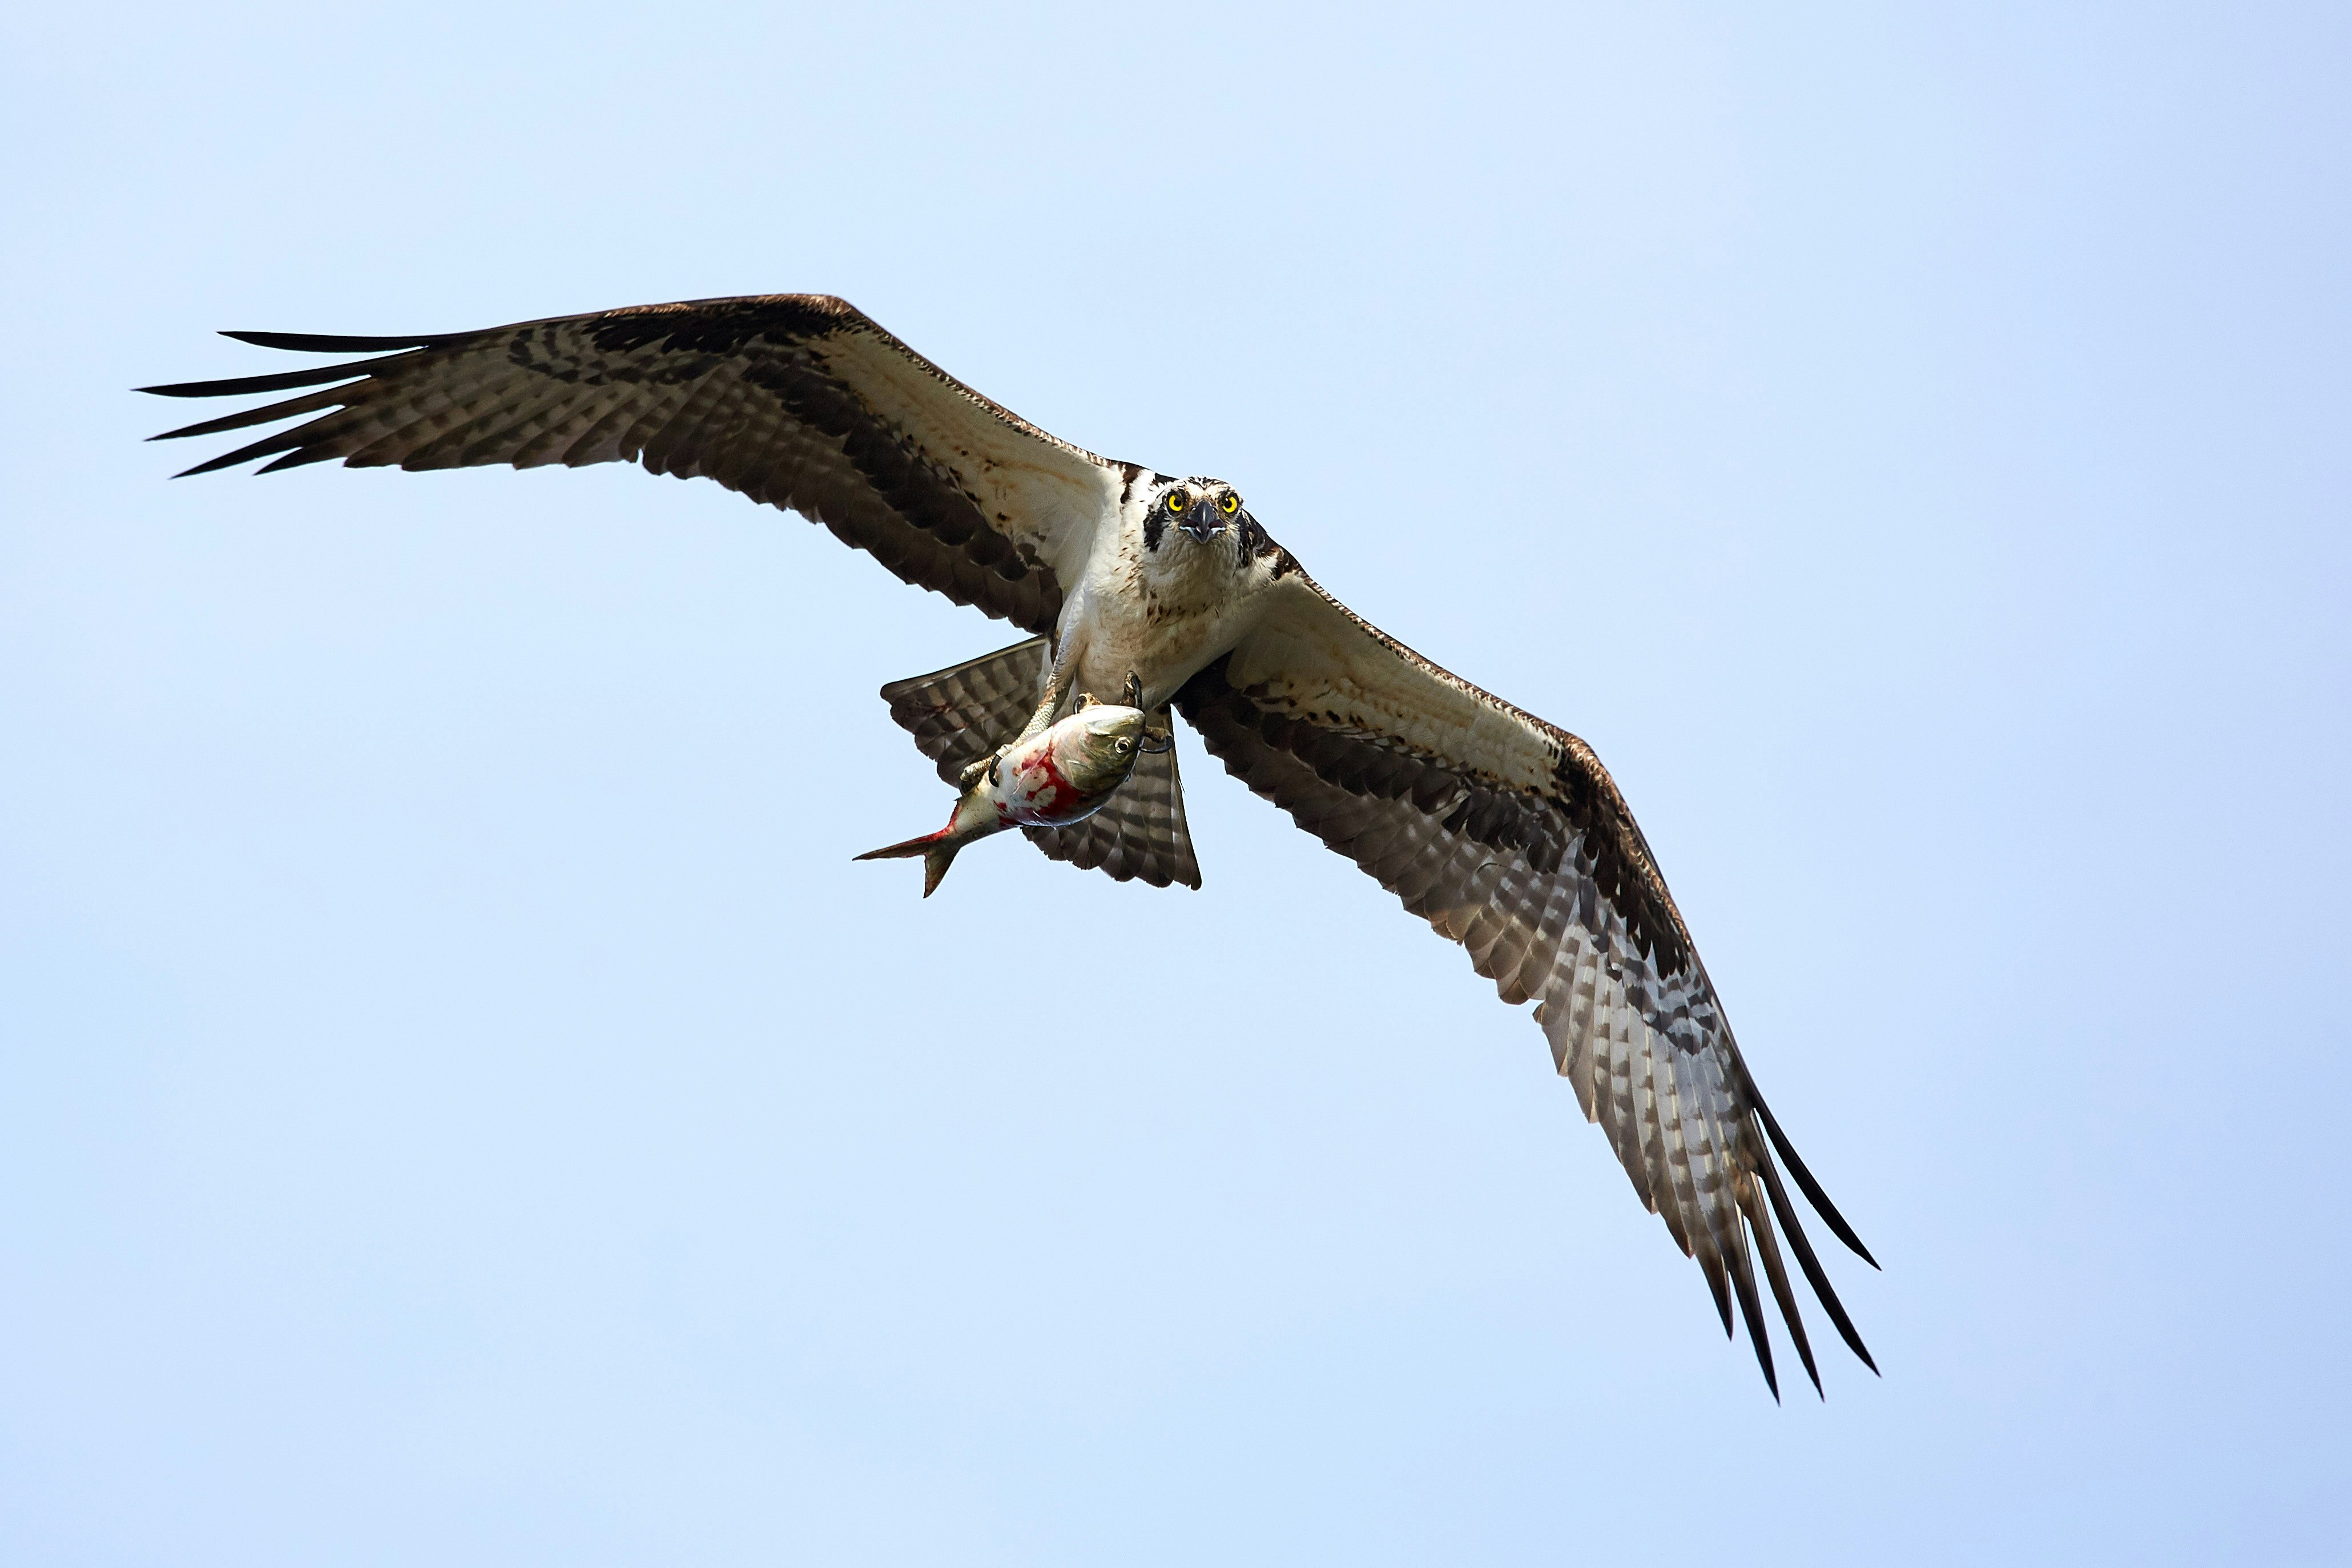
[140,357,400,400]
[221,329,448,352]
[144,295,1116,635]
[1177,650,1874,1390]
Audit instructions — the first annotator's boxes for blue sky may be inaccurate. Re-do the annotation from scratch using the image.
[4,3,2347,1563]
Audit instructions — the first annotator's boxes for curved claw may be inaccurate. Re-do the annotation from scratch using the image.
[1122,672,1143,709]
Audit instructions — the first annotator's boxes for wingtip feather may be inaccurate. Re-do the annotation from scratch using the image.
[1725,1228,1781,1400]
[220,328,441,352]
[1697,1247,1733,1339]
[256,447,340,474]
[1754,1142,1879,1374]
[1742,1180,1823,1398]
[139,360,385,400]
[1742,1070,1879,1269]
[174,449,271,478]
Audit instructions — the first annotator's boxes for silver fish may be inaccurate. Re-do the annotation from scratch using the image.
[856,698,1150,896]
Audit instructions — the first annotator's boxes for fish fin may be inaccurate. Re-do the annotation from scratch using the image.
[854,827,950,862]
[854,827,965,897]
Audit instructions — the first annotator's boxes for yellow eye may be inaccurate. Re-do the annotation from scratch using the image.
[1220,493,1241,514]
[1165,490,1190,513]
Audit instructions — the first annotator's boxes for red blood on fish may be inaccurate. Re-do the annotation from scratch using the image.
[859,700,1146,895]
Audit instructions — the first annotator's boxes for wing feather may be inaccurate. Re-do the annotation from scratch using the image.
[144,295,1119,634]
[1177,569,1877,1392]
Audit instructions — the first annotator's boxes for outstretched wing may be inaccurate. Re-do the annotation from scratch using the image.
[1175,570,1878,1396]
[142,296,1121,634]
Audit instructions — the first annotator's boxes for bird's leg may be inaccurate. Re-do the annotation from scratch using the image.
[1137,684,1174,753]
[958,628,1088,790]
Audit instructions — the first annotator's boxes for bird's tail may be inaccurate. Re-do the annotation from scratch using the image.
[853,828,964,897]
[880,637,1049,784]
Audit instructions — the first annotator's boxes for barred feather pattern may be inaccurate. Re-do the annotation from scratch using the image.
[880,639,1202,889]
[143,297,1122,636]
[1178,656,1875,1396]
[881,638,1051,785]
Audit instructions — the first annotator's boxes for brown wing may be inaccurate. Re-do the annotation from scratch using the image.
[1177,572,1878,1396]
[143,296,1121,634]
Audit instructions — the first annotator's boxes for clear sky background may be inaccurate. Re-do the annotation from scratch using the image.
[5,3,2347,1563]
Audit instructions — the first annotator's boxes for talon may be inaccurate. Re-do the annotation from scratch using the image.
[1123,672,1143,708]
[957,749,1003,790]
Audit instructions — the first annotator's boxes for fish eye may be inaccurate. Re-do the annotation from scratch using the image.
[1219,493,1241,514]
[1114,737,1134,753]
[1165,489,1190,514]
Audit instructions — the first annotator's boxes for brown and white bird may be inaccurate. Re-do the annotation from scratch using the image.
[144,294,1878,1396]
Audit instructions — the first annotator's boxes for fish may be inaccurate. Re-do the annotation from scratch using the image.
[856,696,1153,896]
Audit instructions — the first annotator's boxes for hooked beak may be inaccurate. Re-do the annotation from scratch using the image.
[1179,497,1225,541]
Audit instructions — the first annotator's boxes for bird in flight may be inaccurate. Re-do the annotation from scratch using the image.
[145,294,1878,1396]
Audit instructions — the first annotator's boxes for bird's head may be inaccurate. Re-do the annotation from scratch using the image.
[1146,475,1250,546]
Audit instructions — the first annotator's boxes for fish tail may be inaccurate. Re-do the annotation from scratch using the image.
[852,826,965,897]
[853,825,949,862]
[920,840,962,897]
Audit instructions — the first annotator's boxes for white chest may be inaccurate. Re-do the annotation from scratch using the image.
[1063,515,1268,707]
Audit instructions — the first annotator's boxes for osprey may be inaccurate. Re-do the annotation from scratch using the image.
[144,295,1877,1396]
